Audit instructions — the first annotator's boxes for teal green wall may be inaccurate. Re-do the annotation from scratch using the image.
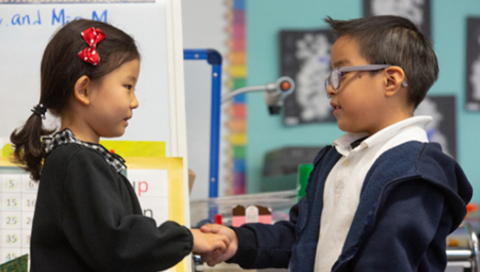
[246,0,480,204]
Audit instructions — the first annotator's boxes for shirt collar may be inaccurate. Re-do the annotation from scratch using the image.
[42,128,126,173]
[334,116,432,156]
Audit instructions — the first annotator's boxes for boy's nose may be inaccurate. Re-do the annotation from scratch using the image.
[326,85,336,97]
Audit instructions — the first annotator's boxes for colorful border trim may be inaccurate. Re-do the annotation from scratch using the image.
[225,0,247,195]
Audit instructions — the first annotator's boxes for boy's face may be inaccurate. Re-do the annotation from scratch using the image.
[328,36,390,135]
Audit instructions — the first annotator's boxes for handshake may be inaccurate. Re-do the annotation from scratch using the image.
[190,224,238,266]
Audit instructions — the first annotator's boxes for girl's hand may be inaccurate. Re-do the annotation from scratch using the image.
[191,228,230,254]
[197,224,239,266]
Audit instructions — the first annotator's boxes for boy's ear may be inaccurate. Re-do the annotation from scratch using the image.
[74,76,92,106]
[384,66,406,97]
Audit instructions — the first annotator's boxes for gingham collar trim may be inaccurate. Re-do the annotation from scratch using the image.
[42,129,126,173]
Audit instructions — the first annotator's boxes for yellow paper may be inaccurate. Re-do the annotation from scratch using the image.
[0,156,16,167]
[125,157,186,272]
[99,140,166,157]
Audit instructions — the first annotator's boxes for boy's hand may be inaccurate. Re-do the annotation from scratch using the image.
[198,223,238,266]
[191,228,230,254]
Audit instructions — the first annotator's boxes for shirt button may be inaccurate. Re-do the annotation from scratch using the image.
[342,160,350,167]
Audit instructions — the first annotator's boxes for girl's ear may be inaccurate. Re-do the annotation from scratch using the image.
[384,66,406,97]
[74,76,91,105]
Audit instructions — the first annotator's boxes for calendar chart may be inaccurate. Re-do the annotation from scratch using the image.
[0,169,38,264]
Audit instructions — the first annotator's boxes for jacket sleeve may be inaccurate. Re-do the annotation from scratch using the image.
[345,179,450,272]
[228,146,334,269]
[62,149,192,272]
[227,200,300,269]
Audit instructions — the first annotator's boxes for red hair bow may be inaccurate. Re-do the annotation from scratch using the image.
[78,27,106,66]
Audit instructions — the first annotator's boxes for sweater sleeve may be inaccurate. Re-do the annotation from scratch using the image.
[342,179,449,272]
[61,149,192,272]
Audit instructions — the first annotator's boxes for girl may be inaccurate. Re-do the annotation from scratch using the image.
[10,19,228,272]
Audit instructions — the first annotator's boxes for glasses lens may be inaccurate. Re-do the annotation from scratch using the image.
[331,70,339,90]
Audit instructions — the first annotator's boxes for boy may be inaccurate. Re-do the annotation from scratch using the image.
[199,15,473,271]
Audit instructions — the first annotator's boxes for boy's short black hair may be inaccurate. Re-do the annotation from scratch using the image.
[325,15,438,108]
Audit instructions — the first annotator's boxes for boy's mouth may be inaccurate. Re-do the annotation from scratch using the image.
[330,102,341,110]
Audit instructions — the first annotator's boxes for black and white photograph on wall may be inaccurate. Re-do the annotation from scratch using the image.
[280,29,337,126]
[465,17,480,111]
[415,96,457,159]
[363,0,431,37]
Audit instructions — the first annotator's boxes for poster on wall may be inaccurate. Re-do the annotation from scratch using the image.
[465,17,480,111]
[363,0,431,37]
[415,95,456,158]
[280,29,336,126]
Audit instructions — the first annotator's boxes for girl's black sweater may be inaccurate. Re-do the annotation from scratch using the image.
[30,143,192,272]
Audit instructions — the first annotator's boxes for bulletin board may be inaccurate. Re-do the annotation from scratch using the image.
[466,17,480,110]
[280,29,336,126]
[363,0,431,37]
[0,0,190,271]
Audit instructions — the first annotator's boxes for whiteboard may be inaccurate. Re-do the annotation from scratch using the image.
[0,0,188,159]
[184,60,212,200]
[0,1,191,270]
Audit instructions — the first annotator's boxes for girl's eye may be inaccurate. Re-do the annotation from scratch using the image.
[125,85,133,90]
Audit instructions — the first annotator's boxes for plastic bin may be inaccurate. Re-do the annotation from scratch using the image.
[190,190,297,228]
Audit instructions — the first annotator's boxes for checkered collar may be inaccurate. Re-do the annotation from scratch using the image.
[42,129,126,173]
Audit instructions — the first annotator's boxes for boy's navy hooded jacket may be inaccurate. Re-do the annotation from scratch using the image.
[228,141,472,271]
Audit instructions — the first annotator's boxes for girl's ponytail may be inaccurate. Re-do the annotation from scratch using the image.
[10,104,53,181]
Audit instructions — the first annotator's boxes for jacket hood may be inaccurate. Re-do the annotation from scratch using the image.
[361,141,472,233]
[415,142,473,231]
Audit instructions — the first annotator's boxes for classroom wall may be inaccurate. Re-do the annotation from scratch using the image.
[245,0,480,204]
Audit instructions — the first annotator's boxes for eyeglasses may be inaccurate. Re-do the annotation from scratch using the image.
[324,64,408,91]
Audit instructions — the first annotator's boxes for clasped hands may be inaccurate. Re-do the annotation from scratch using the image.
[191,224,238,266]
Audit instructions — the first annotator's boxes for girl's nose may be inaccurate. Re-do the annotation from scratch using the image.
[131,92,139,109]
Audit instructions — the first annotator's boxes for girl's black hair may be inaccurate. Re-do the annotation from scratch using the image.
[10,19,140,181]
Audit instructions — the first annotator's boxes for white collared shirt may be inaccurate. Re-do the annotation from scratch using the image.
[314,116,432,272]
